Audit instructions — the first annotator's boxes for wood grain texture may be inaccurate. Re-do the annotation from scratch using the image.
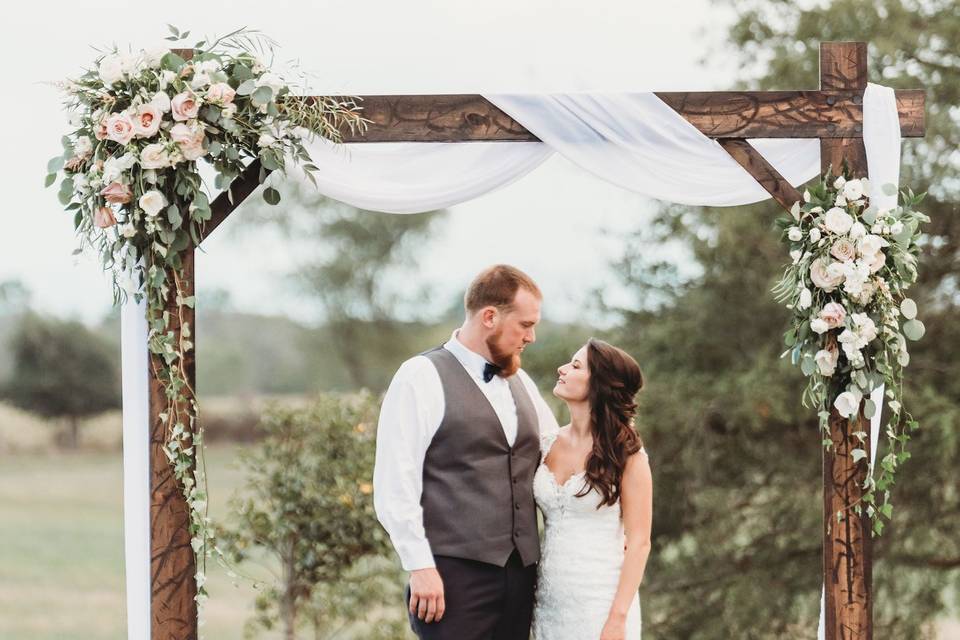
[820,41,873,640]
[325,90,924,142]
[718,139,803,211]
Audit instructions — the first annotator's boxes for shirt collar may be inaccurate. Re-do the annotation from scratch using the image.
[444,330,496,381]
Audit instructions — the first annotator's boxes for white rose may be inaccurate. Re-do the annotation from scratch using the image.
[814,347,839,376]
[824,207,853,235]
[810,317,830,334]
[842,179,864,201]
[143,47,168,68]
[835,193,847,207]
[119,52,140,76]
[833,175,846,189]
[151,91,171,113]
[788,226,803,242]
[120,223,138,239]
[74,135,93,158]
[159,69,177,91]
[858,234,887,257]
[139,189,167,217]
[848,221,866,240]
[809,228,821,243]
[98,54,124,85]
[140,143,171,169]
[798,288,812,310]
[834,389,863,418]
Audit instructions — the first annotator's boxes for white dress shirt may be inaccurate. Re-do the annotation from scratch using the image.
[373,331,560,570]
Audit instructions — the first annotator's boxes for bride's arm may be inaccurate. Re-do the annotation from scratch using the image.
[602,450,653,634]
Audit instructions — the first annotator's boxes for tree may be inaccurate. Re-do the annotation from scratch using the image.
[2,313,119,448]
[604,5,960,636]
[220,393,397,639]
[243,184,447,391]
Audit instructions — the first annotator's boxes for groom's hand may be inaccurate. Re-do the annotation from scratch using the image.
[409,567,445,623]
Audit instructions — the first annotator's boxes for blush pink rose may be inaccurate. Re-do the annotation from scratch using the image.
[170,122,207,161]
[171,91,200,121]
[106,113,135,145]
[830,238,856,262]
[818,302,847,330]
[94,206,117,228]
[132,103,162,138]
[94,115,109,141]
[206,82,236,105]
[100,181,132,204]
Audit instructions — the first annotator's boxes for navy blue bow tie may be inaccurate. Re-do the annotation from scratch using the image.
[483,362,501,383]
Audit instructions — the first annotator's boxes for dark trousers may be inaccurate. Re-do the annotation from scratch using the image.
[406,550,537,640]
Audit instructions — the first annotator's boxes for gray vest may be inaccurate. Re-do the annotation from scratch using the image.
[420,347,541,567]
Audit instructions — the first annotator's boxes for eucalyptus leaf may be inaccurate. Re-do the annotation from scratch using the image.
[47,156,65,174]
[863,399,876,420]
[44,173,57,188]
[262,187,281,205]
[902,319,925,341]
[236,79,257,96]
[167,204,182,228]
[900,298,917,320]
[251,85,273,107]
[800,356,816,376]
[881,183,898,196]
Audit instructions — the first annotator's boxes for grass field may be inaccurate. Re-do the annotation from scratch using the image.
[1,403,957,639]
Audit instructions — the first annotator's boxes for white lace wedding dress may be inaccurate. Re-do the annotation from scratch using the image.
[531,431,643,639]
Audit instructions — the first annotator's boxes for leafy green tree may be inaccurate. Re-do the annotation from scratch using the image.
[2,312,119,448]
[220,393,396,639]
[605,3,959,637]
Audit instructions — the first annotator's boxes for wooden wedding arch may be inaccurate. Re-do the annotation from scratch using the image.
[149,42,924,639]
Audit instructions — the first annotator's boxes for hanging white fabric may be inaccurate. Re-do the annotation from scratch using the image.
[120,85,901,638]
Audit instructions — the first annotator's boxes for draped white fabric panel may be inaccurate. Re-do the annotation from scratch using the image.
[120,85,901,638]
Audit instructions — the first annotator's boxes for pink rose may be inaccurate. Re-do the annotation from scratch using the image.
[106,113,135,145]
[171,91,200,121]
[99,181,132,204]
[830,238,856,262]
[818,302,847,330]
[206,82,236,105]
[132,103,162,138]
[94,206,117,228]
[170,122,206,161]
[809,258,843,292]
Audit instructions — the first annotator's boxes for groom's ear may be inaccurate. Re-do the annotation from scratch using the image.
[480,306,499,328]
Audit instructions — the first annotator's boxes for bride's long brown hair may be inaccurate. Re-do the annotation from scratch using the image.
[575,338,645,508]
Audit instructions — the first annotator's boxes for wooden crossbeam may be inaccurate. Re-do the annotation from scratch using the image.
[718,139,803,210]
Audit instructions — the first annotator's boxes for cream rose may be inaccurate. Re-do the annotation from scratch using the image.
[810,317,830,334]
[809,258,843,292]
[824,207,853,235]
[106,113,135,145]
[100,181,132,204]
[842,179,864,201]
[830,238,856,262]
[98,54,124,85]
[858,234,886,257]
[138,190,167,217]
[206,82,236,105]
[170,122,206,160]
[132,103,162,138]
[814,346,839,376]
[139,143,171,169]
[93,206,117,228]
[848,221,866,240]
[171,91,200,121]
[819,302,846,329]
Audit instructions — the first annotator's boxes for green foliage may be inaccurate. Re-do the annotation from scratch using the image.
[220,393,396,638]
[1,313,119,448]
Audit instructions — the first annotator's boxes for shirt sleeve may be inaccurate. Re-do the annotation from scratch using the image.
[372,356,443,571]
[518,368,561,439]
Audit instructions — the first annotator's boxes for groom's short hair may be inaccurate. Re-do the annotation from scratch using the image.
[465,265,542,314]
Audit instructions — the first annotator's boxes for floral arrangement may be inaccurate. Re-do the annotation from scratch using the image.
[45,26,367,619]
[774,170,927,535]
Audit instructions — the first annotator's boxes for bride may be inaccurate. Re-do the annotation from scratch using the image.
[532,338,652,640]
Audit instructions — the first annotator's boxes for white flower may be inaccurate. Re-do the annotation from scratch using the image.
[842,179,864,201]
[890,221,904,235]
[851,313,878,342]
[803,189,811,203]
[888,400,901,414]
[120,223,137,239]
[790,249,803,264]
[102,152,137,183]
[788,226,803,242]
[139,189,167,217]
[824,207,854,235]
[98,54,124,85]
[814,347,839,376]
[810,317,830,334]
[74,135,93,159]
[809,228,821,243]
[790,201,801,221]
[848,221,866,240]
[835,193,847,207]
[143,47,168,68]
[834,389,863,418]
[151,91,171,113]
[810,258,844,292]
[159,69,177,91]
[833,175,846,189]
[858,234,887,257]
[119,52,140,76]
[140,143,171,169]
[798,288,812,310]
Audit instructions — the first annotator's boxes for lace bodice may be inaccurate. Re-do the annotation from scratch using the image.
[531,429,643,639]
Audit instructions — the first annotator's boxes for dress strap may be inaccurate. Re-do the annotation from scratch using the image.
[540,428,560,462]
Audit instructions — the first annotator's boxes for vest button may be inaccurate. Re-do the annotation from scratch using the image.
[515,502,520,509]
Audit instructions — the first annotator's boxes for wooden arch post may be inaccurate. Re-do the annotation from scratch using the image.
[146,42,922,639]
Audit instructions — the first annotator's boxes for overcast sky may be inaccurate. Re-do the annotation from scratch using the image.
[0,0,740,325]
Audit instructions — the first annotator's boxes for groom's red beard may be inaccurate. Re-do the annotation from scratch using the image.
[486,329,522,378]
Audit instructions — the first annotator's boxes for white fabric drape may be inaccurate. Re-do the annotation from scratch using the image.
[817,83,901,640]
[120,85,901,638]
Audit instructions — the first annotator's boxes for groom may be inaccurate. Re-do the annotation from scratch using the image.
[373,264,559,640]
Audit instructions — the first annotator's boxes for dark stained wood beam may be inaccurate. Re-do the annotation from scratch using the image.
[819,41,873,640]
[718,139,803,211]
[320,89,923,142]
